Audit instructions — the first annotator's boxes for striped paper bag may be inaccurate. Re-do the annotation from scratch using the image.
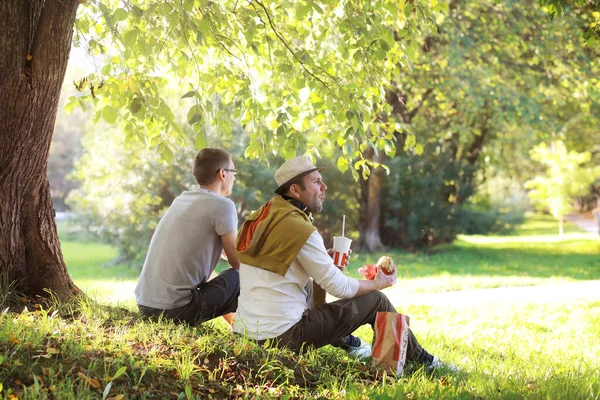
[371,312,410,376]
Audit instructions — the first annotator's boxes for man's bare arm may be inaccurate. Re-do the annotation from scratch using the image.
[221,231,240,270]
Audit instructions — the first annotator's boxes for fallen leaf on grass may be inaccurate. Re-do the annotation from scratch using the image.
[77,372,101,388]
[9,333,20,344]
[107,395,125,400]
[46,347,60,355]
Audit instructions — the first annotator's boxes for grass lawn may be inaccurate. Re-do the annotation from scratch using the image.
[1,214,596,398]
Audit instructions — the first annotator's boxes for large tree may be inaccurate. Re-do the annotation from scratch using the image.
[356,0,600,250]
[1,0,434,299]
[0,0,82,299]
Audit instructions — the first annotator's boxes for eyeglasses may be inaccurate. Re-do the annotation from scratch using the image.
[218,168,238,175]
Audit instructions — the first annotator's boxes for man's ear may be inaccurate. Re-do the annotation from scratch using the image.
[288,183,301,198]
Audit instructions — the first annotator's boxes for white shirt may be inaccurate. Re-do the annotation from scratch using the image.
[233,231,359,339]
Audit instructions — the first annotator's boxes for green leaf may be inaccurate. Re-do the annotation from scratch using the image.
[414,143,424,155]
[183,0,194,12]
[64,99,77,115]
[102,106,118,124]
[187,105,202,124]
[111,366,127,381]
[188,114,202,125]
[181,90,197,99]
[244,139,262,159]
[384,142,396,158]
[113,8,128,23]
[195,132,207,150]
[160,145,174,164]
[336,156,349,172]
[361,167,370,180]
[122,30,137,47]
[296,3,311,19]
[311,1,324,14]
[130,97,143,114]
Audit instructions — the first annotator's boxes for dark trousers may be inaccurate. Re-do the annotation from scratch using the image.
[138,268,239,325]
[268,290,425,362]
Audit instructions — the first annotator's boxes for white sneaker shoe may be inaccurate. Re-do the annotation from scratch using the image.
[428,356,461,373]
[346,339,372,359]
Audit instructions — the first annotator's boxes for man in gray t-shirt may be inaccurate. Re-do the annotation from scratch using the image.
[135,148,240,325]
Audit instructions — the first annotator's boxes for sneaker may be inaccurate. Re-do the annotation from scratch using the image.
[427,356,461,373]
[346,339,372,359]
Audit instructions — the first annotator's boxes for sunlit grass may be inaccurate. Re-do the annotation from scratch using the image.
[3,214,596,398]
[61,241,138,307]
[1,289,598,398]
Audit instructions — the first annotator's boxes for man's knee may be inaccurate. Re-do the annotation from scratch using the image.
[220,268,240,287]
[362,290,396,313]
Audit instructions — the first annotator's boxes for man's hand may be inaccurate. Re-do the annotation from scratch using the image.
[373,266,397,290]
[354,265,397,297]
[327,248,352,271]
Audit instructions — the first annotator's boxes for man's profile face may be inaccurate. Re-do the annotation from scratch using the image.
[223,160,236,196]
[296,170,327,214]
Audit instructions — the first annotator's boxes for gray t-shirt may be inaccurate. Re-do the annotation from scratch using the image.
[134,188,238,309]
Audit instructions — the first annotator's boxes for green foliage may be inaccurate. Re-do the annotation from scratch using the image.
[70,0,437,166]
[64,0,600,256]
[381,143,472,248]
[369,0,599,248]
[379,141,521,248]
[67,121,191,264]
[538,0,600,44]
[526,140,599,231]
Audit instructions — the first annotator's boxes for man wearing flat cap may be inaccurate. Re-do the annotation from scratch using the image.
[233,156,444,368]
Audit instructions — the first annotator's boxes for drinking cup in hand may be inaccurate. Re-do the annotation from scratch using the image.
[332,236,352,267]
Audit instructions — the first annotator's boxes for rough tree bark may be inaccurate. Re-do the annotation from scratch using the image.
[0,0,81,300]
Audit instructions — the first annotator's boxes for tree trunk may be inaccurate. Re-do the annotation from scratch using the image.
[0,0,81,300]
[357,147,386,252]
[559,216,564,237]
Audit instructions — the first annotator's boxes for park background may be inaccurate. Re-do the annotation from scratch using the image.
[2,0,600,399]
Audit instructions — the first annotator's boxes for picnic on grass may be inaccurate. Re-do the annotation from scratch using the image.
[134,148,459,377]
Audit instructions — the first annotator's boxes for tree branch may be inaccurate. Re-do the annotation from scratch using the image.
[407,88,434,122]
[249,0,330,90]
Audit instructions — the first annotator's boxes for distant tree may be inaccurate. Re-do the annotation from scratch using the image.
[526,141,600,235]
[357,0,600,250]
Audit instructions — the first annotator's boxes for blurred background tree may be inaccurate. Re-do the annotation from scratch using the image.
[526,141,600,235]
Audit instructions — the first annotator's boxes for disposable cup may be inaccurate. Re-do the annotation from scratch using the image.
[332,236,352,267]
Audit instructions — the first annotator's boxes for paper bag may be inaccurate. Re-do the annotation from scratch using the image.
[371,312,410,376]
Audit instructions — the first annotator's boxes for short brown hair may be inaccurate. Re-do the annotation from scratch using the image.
[193,148,232,185]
